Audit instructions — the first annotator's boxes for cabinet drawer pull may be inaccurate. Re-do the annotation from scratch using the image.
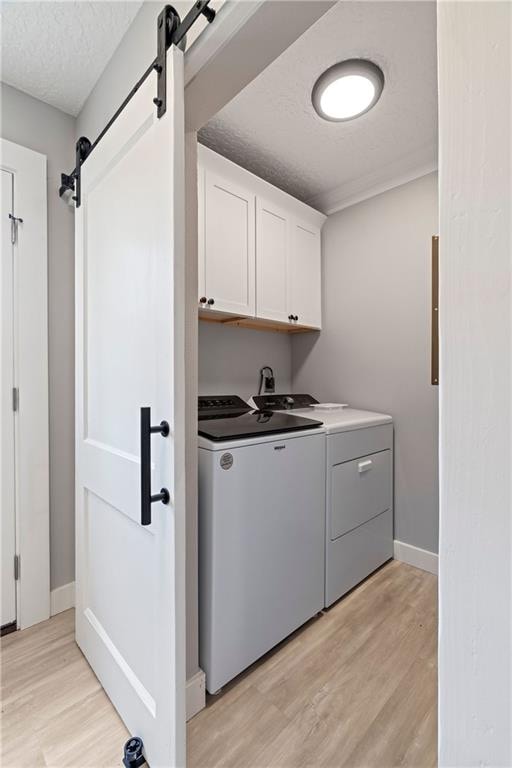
[358,459,373,473]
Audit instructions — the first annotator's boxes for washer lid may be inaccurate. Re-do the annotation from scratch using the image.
[198,410,323,441]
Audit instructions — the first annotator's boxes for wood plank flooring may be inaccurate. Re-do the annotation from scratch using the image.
[1,609,129,767]
[188,561,438,768]
[1,561,437,768]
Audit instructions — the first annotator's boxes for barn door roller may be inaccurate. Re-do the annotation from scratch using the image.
[59,1,215,208]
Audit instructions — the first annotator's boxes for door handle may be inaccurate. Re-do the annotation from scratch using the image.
[140,407,170,526]
[358,459,373,473]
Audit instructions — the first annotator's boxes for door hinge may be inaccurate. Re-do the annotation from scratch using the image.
[12,387,19,412]
[9,213,23,245]
[14,554,20,581]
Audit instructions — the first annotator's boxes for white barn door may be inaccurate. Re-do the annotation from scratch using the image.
[75,46,186,768]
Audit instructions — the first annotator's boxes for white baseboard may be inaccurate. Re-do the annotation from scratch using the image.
[186,669,206,720]
[394,540,438,575]
[50,581,75,616]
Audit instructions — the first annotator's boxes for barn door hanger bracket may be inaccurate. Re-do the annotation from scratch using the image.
[154,1,216,118]
[74,136,92,208]
[58,137,91,208]
[154,5,179,118]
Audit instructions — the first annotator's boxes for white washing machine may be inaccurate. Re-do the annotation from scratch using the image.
[252,394,394,607]
[198,395,326,693]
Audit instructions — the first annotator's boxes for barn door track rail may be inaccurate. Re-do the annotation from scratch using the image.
[59,1,215,208]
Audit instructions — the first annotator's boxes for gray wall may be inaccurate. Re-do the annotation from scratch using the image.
[1,83,76,589]
[77,0,162,140]
[292,173,439,554]
[199,323,292,401]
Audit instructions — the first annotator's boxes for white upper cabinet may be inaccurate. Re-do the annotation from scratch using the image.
[256,198,289,323]
[198,146,325,331]
[288,221,322,329]
[199,167,255,316]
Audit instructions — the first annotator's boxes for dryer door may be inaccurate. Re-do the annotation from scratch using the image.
[330,449,392,540]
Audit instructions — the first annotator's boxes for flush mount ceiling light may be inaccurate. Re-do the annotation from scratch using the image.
[312,59,384,122]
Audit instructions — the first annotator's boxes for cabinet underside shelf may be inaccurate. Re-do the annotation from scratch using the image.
[199,310,320,334]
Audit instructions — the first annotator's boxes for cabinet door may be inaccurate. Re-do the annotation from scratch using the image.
[288,221,322,328]
[256,198,289,322]
[201,169,255,316]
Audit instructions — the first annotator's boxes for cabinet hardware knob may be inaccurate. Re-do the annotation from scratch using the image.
[294,315,299,322]
[199,296,207,304]
[288,314,294,321]
[207,298,215,306]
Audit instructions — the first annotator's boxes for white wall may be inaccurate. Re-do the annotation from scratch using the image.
[199,323,292,401]
[438,2,511,765]
[292,173,439,554]
[0,83,76,591]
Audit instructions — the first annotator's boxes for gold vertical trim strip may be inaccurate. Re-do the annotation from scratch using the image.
[431,235,439,385]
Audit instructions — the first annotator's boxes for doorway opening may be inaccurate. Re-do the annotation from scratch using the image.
[189,2,439,765]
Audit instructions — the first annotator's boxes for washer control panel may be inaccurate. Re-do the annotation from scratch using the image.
[198,395,251,419]
[253,393,319,411]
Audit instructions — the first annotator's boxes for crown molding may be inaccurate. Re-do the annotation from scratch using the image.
[308,151,438,216]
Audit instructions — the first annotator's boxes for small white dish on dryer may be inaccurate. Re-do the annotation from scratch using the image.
[310,403,349,410]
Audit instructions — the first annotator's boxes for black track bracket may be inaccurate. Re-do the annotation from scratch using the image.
[59,173,75,199]
[173,0,216,50]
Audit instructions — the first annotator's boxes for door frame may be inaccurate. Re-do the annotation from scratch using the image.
[190,4,511,764]
[437,2,511,764]
[179,0,339,717]
[0,138,50,630]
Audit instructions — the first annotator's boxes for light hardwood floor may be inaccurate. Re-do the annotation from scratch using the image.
[1,561,437,768]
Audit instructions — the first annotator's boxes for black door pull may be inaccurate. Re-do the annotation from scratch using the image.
[140,407,170,526]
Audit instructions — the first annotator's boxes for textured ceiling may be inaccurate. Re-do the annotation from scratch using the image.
[0,1,144,115]
[199,1,438,212]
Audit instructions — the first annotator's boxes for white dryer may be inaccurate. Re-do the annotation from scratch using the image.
[253,395,394,607]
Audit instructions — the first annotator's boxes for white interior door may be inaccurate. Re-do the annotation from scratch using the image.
[75,46,186,768]
[1,169,16,630]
